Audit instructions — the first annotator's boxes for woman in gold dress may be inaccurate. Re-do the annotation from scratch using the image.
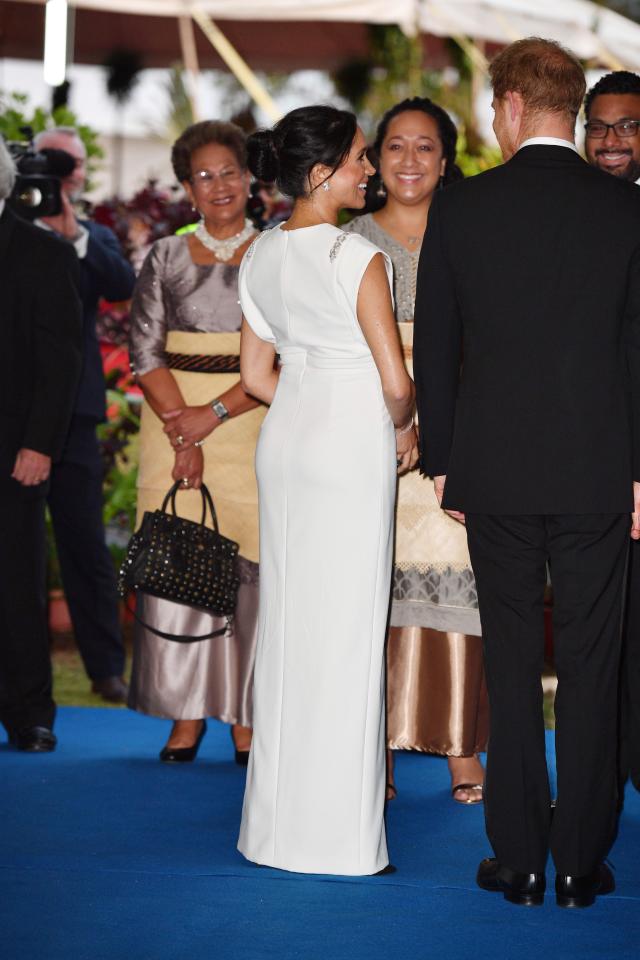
[346,99,488,802]
[128,121,265,763]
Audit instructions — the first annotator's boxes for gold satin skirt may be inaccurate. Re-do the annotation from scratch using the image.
[387,627,489,756]
[387,322,489,756]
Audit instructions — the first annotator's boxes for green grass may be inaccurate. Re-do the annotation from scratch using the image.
[52,632,131,708]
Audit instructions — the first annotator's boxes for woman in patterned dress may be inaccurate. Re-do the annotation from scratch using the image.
[346,99,489,803]
[128,122,265,763]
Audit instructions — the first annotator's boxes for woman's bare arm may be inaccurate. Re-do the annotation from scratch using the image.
[240,319,279,404]
[357,254,415,426]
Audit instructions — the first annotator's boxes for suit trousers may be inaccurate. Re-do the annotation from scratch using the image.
[466,513,628,876]
[47,417,125,681]
[620,539,640,791]
[0,476,54,733]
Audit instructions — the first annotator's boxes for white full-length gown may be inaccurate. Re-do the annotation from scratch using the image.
[237,223,397,875]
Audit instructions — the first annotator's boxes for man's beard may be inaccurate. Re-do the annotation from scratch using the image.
[595,151,640,183]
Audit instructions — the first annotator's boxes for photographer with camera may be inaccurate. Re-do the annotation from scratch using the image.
[33,126,136,704]
[0,138,82,751]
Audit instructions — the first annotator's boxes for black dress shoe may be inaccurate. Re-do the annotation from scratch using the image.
[476,857,545,906]
[160,721,207,763]
[555,863,615,909]
[10,726,57,752]
[91,676,129,703]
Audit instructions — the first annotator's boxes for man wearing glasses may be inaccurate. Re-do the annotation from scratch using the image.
[584,71,640,181]
[585,72,640,798]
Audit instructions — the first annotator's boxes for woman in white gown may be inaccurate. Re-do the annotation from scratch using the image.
[237,106,418,876]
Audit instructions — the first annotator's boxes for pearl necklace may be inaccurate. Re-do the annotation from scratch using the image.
[194,218,256,262]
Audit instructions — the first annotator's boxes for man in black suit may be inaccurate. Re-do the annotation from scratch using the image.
[0,139,82,750]
[414,38,640,909]
[583,70,640,796]
[34,127,136,703]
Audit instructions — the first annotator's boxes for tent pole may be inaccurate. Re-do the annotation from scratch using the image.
[190,5,282,122]
[178,14,201,120]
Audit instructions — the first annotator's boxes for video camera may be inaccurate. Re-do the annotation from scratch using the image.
[6,128,76,220]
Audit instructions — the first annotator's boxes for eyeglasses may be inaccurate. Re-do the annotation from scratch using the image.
[584,119,640,139]
[190,168,244,187]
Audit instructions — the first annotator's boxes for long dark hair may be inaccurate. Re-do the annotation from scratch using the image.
[247,105,358,200]
[366,97,463,212]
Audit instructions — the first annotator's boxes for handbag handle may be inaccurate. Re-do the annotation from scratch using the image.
[125,597,230,643]
[160,481,220,534]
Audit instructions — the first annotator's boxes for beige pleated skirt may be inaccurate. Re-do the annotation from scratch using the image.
[388,323,489,756]
[128,330,265,725]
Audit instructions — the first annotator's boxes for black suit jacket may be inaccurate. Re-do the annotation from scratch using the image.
[414,145,640,514]
[73,220,135,421]
[0,207,82,468]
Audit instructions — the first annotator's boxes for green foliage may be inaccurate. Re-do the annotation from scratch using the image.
[456,133,502,178]
[0,90,103,186]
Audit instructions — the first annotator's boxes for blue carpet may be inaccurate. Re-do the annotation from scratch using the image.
[1,708,638,960]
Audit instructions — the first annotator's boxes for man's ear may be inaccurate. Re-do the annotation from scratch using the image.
[506,90,524,124]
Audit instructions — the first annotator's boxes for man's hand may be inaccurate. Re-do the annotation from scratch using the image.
[12,449,52,486]
[41,191,81,241]
[632,481,640,540]
[434,474,466,525]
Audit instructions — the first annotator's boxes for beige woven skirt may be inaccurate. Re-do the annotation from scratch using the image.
[128,330,265,724]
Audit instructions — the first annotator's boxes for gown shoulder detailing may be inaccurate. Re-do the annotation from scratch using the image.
[329,231,350,262]
[244,228,271,260]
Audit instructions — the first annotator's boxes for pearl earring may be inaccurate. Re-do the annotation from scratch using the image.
[322,181,330,192]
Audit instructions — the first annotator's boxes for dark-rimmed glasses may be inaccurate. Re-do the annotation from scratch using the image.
[584,119,640,139]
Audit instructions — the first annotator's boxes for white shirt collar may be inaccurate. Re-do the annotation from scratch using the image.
[518,136,578,154]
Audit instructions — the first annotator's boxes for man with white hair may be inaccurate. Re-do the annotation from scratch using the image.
[0,138,82,750]
[33,127,135,703]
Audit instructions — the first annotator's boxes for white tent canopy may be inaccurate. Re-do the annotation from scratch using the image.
[420,0,640,70]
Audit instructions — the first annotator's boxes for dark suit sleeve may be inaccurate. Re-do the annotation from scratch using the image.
[23,242,83,459]
[413,190,462,477]
[85,223,136,301]
[625,241,640,481]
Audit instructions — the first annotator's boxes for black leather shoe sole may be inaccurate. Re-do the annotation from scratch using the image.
[477,858,545,907]
[9,726,57,752]
[556,864,615,909]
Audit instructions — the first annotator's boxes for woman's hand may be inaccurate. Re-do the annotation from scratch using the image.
[395,424,419,476]
[162,405,219,448]
[172,445,204,490]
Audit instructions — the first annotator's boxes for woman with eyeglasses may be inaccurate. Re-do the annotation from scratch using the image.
[128,121,265,764]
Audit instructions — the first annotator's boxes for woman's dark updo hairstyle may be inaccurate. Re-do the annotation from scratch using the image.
[247,106,358,199]
[368,97,463,211]
[171,120,247,183]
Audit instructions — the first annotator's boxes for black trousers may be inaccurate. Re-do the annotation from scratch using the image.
[0,476,54,734]
[47,417,125,681]
[620,539,640,791]
[466,513,628,877]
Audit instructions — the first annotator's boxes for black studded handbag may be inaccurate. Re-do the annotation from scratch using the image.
[118,481,240,643]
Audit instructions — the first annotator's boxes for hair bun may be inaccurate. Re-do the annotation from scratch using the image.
[247,128,279,183]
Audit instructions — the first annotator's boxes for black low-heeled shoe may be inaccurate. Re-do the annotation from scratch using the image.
[160,721,207,763]
[235,748,250,766]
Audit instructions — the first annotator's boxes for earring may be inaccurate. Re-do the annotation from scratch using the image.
[321,180,330,192]
[376,181,387,198]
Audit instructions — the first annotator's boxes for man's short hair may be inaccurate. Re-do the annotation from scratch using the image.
[33,126,85,151]
[0,138,16,201]
[584,70,640,119]
[489,37,586,121]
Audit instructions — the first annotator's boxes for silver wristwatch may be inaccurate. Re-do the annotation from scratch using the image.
[210,397,230,421]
